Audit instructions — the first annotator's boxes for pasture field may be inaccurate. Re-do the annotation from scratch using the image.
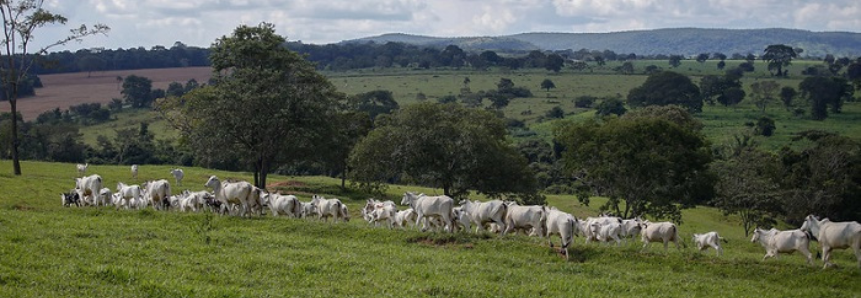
[1,160,859,298]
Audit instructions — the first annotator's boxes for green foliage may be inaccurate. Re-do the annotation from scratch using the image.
[555,109,713,221]
[762,44,797,77]
[158,23,339,188]
[755,117,776,137]
[545,106,564,119]
[711,148,782,236]
[699,71,743,106]
[779,134,861,222]
[540,78,556,91]
[799,76,853,120]
[668,55,683,68]
[121,75,154,108]
[574,96,595,108]
[627,71,702,113]
[595,98,626,117]
[437,95,457,104]
[750,81,780,114]
[779,86,797,110]
[349,103,539,199]
[349,90,399,120]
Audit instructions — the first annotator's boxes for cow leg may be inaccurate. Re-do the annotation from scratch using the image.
[822,246,832,269]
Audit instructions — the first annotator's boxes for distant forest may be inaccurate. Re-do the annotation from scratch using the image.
[29,40,835,75]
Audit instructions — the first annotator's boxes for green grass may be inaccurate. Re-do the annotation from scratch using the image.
[0,160,859,297]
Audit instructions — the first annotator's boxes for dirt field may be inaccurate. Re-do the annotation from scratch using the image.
[0,67,212,120]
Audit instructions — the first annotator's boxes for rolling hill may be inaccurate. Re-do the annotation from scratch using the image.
[346,28,861,57]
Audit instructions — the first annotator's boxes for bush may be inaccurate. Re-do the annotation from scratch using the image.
[545,106,565,119]
[755,117,776,137]
[574,96,596,108]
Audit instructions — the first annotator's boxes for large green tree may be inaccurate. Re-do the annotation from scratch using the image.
[1,0,108,175]
[762,44,797,77]
[627,71,702,113]
[711,148,783,236]
[555,107,713,221]
[349,90,399,121]
[158,23,339,188]
[349,102,540,201]
[750,80,780,113]
[121,75,153,108]
[799,76,853,120]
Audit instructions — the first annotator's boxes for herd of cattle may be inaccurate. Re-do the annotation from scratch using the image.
[62,165,861,269]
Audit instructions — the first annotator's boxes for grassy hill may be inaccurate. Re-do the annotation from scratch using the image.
[350,28,861,57]
[0,160,859,297]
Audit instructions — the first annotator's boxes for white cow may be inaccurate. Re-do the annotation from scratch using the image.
[311,195,349,222]
[299,200,318,218]
[595,220,623,246]
[451,207,472,232]
[801,215,861,269]
[205,176,255,217]
[401,192,455,232]
[115,182,143,210]
[75,174,102,206]
[459,199,507,233]
[76,163,88,176]
[170,168,184,186]
[577,216,620,244]
[502,203,546,236]
[750,227,813,265]
[620,217,644,243]
[692,231,725,256]
[130,164,138,179]
[142,179,171,210]
[267,193,302,217]
[545,207,577,260]
[640,221,682,251]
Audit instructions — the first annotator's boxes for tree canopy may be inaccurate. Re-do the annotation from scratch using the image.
[627,71,702,113]
[157,23,340,188]
[349,102,540,202]
[762,44,797,77]
[555,107,713,221]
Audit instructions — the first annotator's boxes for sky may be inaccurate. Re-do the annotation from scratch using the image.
[31,0,861,52]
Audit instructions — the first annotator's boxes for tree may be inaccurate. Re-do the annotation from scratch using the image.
[546,106,564,119]
[349,90,399,120]
[349,102,539,200]
[540,79,556,92]
[717,60,726,70]
[696,53,709,63]
[762,44,797,77]
[711,148,783,236]
[115,76,123,90]
[699,71,742,106]
[779,86,797,110]
[750,80,780,113]
[121,75,153,108]
[571,61,589,72]
[627,71,702,113]
[595,98,626,117]
[1,0,109,175]
[799,76,852,120]
[555,109,713,221]
[668,55,683,68]
[157,23,339,188]
[754,117,776,137]
[77,55,105,77]
[165,81,185,98]
[618,61,634,75]
[545,53,564,73]
[848,61,861,90]
[593,55,605,66]
[437,95,457,104]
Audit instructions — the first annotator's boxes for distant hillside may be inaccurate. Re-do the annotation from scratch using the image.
[347,28,861,57]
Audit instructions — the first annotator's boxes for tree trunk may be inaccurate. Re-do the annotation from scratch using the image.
[340,167,347,191]
[9,97,20,175]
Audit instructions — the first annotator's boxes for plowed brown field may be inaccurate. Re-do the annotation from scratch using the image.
[0,67,212,120]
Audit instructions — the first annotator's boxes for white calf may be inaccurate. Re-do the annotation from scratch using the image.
[750,227,812,265]
[394,208,418,229]
[116,182,143,210]
[170,168,184,186]
[75,174,102,206]
[267,193,302,217]
[142,179,171,210]
[692,231,725,256]
[130,164,138,179]
[312,195,349,222]
[76,163,88,176]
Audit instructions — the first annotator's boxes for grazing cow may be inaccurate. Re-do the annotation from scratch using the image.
[401,192,455,232]
[267,193,302,217]
[115,182,143,210]
[801,215,861,269]
[620,217,644,243]
[75,174,102,206]
[298,200,318,218]
[311,195,349,222]
[76,163,88,176]
[170,168,184,186]
[60,191,81,207]
[130,164,138,179]
[502,203,547,236]
[142,179,171,210]
[692,231,726,256]
[459,199,507,233]
[640,221,682,251]
[750,227,813,265]
[394,208,418,229]
[577,216,620,244]
[545,207,577,260]
[451,207,472,232]
[205,176,255,217]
